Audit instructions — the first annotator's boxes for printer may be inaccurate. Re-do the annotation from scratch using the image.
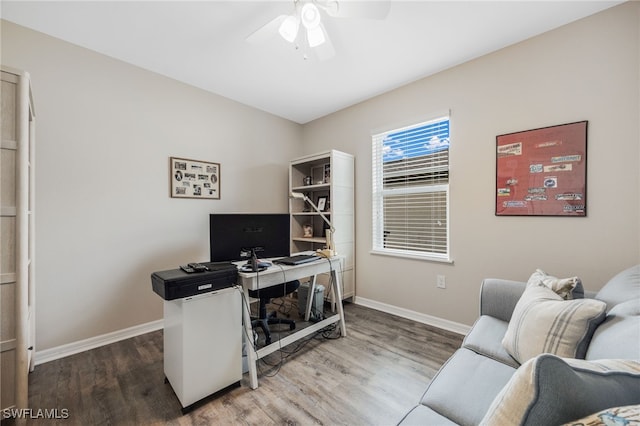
[151,262,238,300]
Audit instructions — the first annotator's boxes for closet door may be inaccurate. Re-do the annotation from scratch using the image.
[1,67,35,412]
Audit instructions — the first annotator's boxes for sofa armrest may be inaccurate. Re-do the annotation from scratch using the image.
[479,279,526,322]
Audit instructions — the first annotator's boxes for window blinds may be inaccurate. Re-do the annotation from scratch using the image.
[372,116,450,259]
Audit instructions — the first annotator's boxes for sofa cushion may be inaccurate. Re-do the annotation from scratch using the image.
[479,279,526,322]
[480,355,640,426]
[420,348,515,426]
[596,264,640,311]
[563,404,640,426]
[502,283,607,363]
[397,404,458,426]
[586,298,640,361]
[462,316,519,368]
[528,268,582,299]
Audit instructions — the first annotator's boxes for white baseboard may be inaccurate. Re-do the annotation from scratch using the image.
[354,296,471,336]
[34,319,164,365]
[34,300,468,365]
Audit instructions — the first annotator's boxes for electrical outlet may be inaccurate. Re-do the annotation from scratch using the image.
[437,275,446,289]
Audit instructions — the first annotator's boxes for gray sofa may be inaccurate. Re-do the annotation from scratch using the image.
[399,264,640,426]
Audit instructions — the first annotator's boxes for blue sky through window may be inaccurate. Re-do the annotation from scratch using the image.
[382,119,450,163]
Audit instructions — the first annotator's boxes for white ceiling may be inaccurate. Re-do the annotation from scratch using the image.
[1,1,624,124]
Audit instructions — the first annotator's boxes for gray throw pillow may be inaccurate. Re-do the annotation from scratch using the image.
[480,355,640,426]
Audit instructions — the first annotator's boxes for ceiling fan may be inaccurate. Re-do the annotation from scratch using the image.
[246,0,391,60]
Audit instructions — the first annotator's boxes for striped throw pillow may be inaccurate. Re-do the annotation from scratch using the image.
[502,283,606,363]
[527,268,580,299]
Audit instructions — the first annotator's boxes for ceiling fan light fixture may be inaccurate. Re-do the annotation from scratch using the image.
[301,3,321,29]
[307,25,325,47]
[279,14,300,42]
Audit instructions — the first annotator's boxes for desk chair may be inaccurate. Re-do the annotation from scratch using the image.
[248,280,300,345]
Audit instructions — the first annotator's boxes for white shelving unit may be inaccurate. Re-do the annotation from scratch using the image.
[289,150,354,301]
[1,66,36,413]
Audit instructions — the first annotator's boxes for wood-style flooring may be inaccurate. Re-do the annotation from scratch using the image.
[26,302,463,425]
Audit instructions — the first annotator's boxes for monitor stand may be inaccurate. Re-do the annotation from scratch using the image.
[241,250,271,272]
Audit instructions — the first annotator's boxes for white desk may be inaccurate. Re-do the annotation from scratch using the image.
[236,255,347,389]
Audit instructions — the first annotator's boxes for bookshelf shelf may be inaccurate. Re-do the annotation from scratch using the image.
[288,150,355,300]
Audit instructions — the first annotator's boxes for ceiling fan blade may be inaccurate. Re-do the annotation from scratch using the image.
[320,0,391,20]
[246,14,287,44]
[313,23,335,61]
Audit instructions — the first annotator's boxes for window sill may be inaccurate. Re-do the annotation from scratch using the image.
[370,249,454,264]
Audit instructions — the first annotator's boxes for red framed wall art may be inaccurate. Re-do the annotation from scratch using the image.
[496,121,587,216]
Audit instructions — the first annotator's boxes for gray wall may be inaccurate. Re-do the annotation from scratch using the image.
[1,2,638,352]
[1,20,303,351]
[302,2,640,327]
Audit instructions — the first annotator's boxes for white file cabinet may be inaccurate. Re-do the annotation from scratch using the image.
[163,286,242,411]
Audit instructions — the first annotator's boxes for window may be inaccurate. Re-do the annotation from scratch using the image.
[372,115,450,261]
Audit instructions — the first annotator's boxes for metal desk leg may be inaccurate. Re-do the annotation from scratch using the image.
[331,269,347,337]
[241,286,259,389]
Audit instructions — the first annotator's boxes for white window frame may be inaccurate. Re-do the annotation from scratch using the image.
[371,115,452,263]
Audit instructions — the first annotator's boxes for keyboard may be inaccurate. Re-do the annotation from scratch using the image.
[273,254,321,265]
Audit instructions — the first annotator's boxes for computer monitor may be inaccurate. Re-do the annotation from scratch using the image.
[209,213,290,262]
